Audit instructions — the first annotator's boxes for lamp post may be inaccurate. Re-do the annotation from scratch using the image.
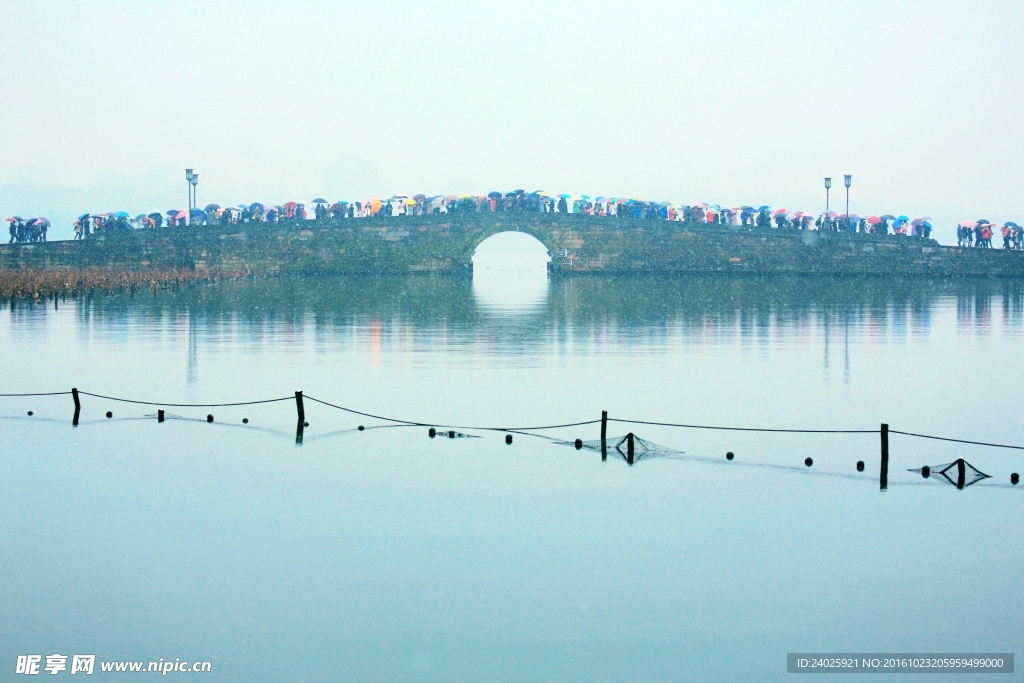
[844,175,852,230]
[185,169,194,225]
[190,173,199,225]
[824,177,832,230]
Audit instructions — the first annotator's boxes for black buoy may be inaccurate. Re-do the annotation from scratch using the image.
[574,438,583,450]
[207,414,214,423]
[242,418,248,424]
[856,460,865,472]
[804,457,813,467]
[921,465,931,478]
[358,425,364,431]
[105,411,113,419]
[429,428,436,438]
[1011,473,1019,485]
[27,411,33,416]
[505,434,512,444]
[448,430,455,438]
[303,421,309,427]
[726,451,734,461]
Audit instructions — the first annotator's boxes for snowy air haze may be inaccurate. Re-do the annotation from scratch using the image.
[2,0,1023,241]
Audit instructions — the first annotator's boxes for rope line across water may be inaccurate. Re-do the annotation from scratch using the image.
[7,388,1024,450]
[77,391,294,408]
[611,418,877,434]
[889,429,1024,451]
[304,395,602,432]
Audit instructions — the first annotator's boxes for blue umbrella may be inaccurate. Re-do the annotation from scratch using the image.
[758,205,771,211]
[1005,221,1020,228]
[114,211,130,218]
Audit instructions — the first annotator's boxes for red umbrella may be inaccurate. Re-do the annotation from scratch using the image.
[866,216,882,225]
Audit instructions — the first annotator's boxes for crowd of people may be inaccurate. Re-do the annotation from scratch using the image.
[957,220,1024,250]
[5,217,49,243]
[8,191,1024,249]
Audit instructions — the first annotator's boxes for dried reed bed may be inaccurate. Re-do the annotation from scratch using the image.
[0,267,263,302]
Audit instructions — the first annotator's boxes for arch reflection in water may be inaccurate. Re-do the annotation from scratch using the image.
[471,231,550,316]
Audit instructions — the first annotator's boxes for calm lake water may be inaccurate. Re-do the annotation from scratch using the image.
[1,234,1022,681]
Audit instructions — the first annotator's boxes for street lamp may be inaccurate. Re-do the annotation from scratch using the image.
[843,175,852,230]
[824,177,832,228]
[190,173,199,226]
[185,169,194,225]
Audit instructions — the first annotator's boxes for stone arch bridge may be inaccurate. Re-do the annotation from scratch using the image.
[2,213,1023,278]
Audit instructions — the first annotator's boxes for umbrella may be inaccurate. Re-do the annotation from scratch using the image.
[413,194,426,201]
[880,214,896,220]
[312,198,328,204]
[114,211,130,218]
[773,208,787,214]
[977,218,991,224]
[283,201,298,209]
[444,195,459,201]
[740,206,754,211]
[78,213,91,220]
[579,194,592,200]
[897,214,909,222]
[148,212,163,219]
[758,205,771,211]
[190,208,206,216]
[958,220,977,228]
[866,216,882,225]
[921,221,932,228]
[5,216,19,222]
[405,198,416,206]
[31,218,51,227]
[487,191,503,199]
[204,204,221,211]
[557,194,572,199]
[1006,221,1020,228]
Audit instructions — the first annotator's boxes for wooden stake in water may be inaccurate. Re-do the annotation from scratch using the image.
[71,388,80,426]
[601,410,608,461]
[295,391,305,444]
[880,423,889,491]
[627,432,635,466]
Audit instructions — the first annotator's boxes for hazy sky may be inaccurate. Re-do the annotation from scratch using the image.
[2,0,1023,241]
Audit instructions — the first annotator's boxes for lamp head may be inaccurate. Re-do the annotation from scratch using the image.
[844,175,852,188]
[185,168,194,182]
[191,173,199,186]
[824,177,832,190]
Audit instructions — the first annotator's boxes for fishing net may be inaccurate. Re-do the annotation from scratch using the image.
[909,458,990,489]
[565,433,683,464]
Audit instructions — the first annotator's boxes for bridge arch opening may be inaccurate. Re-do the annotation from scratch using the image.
[471,231,550,314]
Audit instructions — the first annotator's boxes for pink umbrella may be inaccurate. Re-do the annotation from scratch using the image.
[959,220,977,228]
[866,216,882,225]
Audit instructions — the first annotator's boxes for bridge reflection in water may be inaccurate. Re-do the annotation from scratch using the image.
[10,275,1024,372]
